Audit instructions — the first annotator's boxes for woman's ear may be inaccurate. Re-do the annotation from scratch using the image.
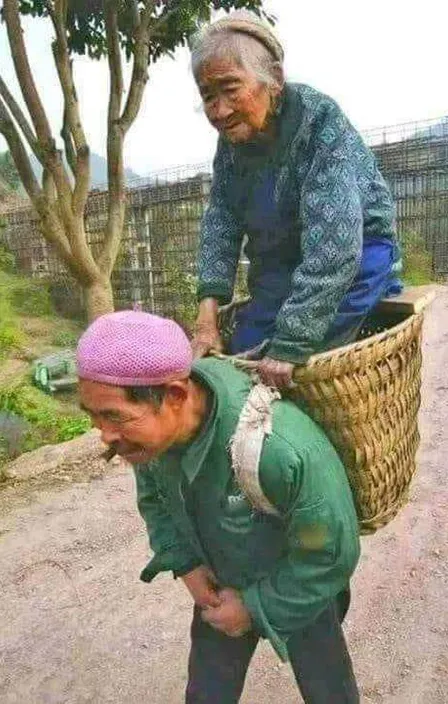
[272,63,285,94]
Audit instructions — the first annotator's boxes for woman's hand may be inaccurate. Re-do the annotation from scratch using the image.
[191,322,223,360]
[191,298,223,360]
[257,356,295,389]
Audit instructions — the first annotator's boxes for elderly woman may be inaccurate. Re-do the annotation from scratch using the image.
[191,11,401,387]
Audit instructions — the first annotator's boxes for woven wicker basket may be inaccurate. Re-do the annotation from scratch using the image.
[219,304,424,533]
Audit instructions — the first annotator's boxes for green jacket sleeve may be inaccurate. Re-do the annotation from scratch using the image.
[134,467,201,583]
[268,105,364,363]
[197,140,244,305]
[242,440,360,661]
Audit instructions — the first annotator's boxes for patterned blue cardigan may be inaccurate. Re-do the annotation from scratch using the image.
[197,83,398,362]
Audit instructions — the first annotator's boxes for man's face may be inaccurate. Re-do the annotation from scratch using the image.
[198,58,274,144]
[79,379,182,464]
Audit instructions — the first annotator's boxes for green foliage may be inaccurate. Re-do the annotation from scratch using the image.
[400,231,433,285]
[0,253,89,464]
[0,249,24,357]
[0,254,52,320]
[0,267,53,317]
[0,151,21,192]
[0,382,62,426]
[0,284,23,359]
[56,415,91,442]
[51,329,80,348]
[9,277,53,316]
[18,1,270,61]
[0,255,73,360]
[0,382,91,454]
[165,263,198,332]
[0,320,23,358]
[0,244,16,273]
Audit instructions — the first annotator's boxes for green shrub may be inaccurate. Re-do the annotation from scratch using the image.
[164,264,198,332]
[0,289,23,358]
[52,329,80,348]
[0,382,91,453]
[56,415,91,442]
[0,267,52,359]
[0,244,15,273]
[0,322,23,357]
[10,277,53,316]
[400,231,433,285]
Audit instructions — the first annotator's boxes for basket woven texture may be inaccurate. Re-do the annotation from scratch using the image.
[289,314,423,533]
[220,305,423,534]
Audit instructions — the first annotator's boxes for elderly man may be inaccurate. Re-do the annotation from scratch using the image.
[77,310,360,704]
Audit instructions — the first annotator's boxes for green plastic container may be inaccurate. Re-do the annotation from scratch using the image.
[32,351,78,393]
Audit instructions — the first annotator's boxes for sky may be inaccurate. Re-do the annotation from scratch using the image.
[1,0,447,176]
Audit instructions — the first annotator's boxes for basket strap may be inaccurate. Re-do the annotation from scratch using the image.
[230,384,281,517]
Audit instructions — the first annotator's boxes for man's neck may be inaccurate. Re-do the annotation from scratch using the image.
[176,378,211,446]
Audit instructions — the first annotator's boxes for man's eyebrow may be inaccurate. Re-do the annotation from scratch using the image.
[80,402,125,418]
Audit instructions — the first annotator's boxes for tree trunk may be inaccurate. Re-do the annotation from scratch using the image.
[83,277,115,322]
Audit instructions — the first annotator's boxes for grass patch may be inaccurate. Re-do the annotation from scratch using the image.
[0,245,15,273]
[0,247,90,467]
[10,277,53,316]
[401,231,433,286]
[0,255,51,359]
[164,264,198,333]
[51,329,80,348]
[0,285,23,359]
[0,381,91,463]
[0,269,52,317]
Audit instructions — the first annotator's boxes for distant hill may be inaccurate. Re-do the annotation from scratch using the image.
[29,152,141,189]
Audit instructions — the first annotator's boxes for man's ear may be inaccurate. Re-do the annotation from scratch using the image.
[164,380,190,411]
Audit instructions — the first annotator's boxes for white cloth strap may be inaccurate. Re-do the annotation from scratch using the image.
[230,384,281,517]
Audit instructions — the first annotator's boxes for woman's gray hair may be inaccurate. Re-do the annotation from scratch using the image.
[190,11,284,91]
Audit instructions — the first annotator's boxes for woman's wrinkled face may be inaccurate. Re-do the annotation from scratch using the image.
[198,58,274,143]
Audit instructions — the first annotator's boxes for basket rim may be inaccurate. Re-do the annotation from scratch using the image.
[300,312,422,368]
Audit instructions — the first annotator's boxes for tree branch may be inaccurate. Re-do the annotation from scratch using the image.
[42,167,57,204]
[2,2,100,290]
[0,95,79,273]
[97,0,127,276]
[61,105,77,179]
[105,0,124,124]
[46,0,90,215]
[3,0,54,144]
[3,0,75,225]
[148,7,179,39]
[129,0,141,30]
[46,1,88,154]
[0,74,39,159]
[0,96,41,201]
[119,1,154,134]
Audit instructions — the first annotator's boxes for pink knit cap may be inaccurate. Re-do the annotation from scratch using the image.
[77,311,193,386]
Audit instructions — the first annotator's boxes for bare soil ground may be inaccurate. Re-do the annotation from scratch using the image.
[0,290,447,704]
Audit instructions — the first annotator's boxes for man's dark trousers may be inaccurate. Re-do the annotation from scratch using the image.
[185,590,359,704]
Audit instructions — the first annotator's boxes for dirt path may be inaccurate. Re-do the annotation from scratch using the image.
[1,290,447,704]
